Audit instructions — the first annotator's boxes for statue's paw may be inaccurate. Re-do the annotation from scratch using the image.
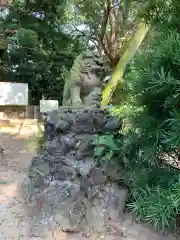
[73,98,82,106]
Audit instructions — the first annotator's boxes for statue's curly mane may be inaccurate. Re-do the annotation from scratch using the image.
[62,50,112,107]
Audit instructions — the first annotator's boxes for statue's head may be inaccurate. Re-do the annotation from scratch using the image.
[82,50,101,61]
[82,50,112,81]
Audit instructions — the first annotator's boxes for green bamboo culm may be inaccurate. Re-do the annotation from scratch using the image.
[101,21,149,109]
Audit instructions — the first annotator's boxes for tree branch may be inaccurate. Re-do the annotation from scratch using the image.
[0,0,11,7]
[69,24,101,52]
[99,0,111,43]
[109,8,116,44]
[4,29,17,35]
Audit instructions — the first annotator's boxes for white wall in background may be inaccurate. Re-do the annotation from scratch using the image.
[0,82,28,105]
[40,100,59,113]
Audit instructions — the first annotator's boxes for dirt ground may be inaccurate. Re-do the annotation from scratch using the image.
[0,127,178,240]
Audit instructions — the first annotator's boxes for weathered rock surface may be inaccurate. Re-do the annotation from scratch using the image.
[28,106,127,233]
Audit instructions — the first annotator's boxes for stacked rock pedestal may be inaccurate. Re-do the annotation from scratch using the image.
[28,106,128,233]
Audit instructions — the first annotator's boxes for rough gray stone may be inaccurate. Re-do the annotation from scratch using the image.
[61,165,76,175]
[29,162,50,178]
[49,163,62,174]
[31,154,46,166]
[86,205,108,232]
[52,165,77,180]
[75,158,96,177]
[59,140,72,155]
[76,139,94,158]
[43,182,80,207]
[53,170,69,181]
[47,154,64,163]
[61,133,76,148]
[54,200,86,232]
[62,154,77,169]
[45,140,57,155]
[87,185,101,200]
[89,167,107,185]
[105,184,128,220]
[103,117,122,132]
[55,119,71,132]
[102,159,122,181]
[46,110,59,125]
[28,107,126,234]
[93,113,107,129]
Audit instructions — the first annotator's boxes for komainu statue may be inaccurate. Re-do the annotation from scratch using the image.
[62,50,111,107]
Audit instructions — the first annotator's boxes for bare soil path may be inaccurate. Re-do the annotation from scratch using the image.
[0,127,178,240]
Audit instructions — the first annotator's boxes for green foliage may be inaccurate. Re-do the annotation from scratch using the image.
[128,186,177,230]
[126,29,180,155]
[18,233,23,240]
[95,11,180,230]
[3,0,84,104]
[115,25,180,231]
[72,0,147,66]
[92,133,121,162]
[73,0,141,39]
[0,180,9,184]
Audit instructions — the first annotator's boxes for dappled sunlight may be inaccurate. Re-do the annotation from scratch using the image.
[0,182,18,203]
[0,180,31,239]
[52,231,88,240]
[0,131,34,239]
[53,231,69,240]
[19,149,30,154]
[0,122,43,138]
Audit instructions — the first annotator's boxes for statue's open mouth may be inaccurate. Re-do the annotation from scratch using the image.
[95,61,103,67]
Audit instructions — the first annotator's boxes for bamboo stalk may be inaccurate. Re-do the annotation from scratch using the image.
[101,21,149,109]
